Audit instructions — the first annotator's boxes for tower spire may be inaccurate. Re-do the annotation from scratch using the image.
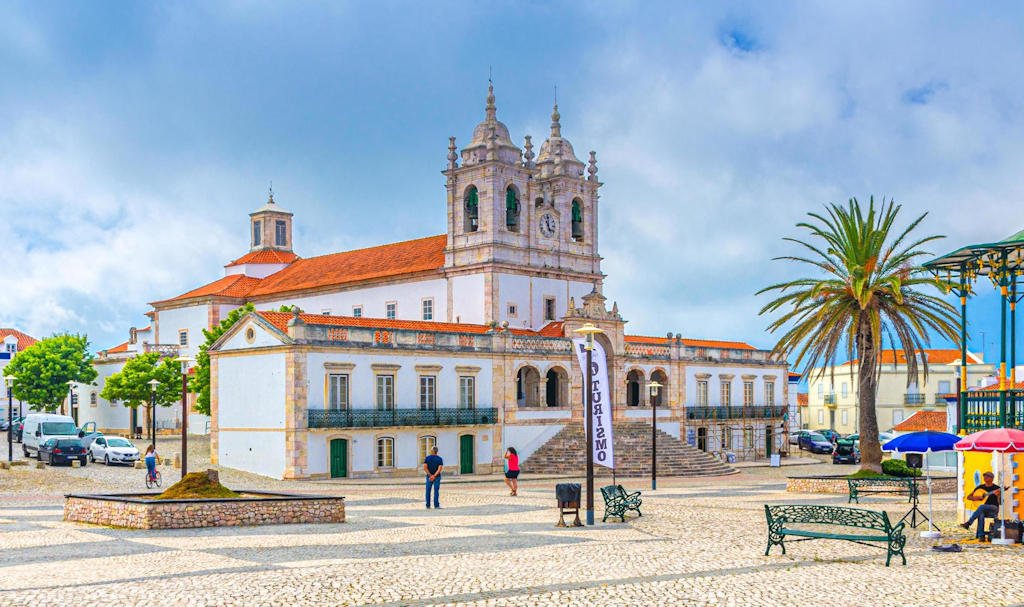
[485,81,497,122]
[268,181,274,204]
[550,103,561,138]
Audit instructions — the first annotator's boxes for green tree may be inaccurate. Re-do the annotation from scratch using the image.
[190,303,255,416]
[99,351,182,435]
[758,198,959,473]
[3,333,98,412]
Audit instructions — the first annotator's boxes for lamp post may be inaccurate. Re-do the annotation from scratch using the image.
[67,381,76,424]
[148,379,160,451]
[174,356,194,478]
[648,380,662,491]
[6,376,15,463]
[573,322,604,526]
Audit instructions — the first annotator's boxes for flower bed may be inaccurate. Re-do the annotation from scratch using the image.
[786,475,956,494]
[64,491,345,529]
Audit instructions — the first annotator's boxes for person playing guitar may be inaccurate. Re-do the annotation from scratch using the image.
[960,471,1002,540]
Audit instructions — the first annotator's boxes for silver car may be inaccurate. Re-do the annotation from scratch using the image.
[89,436,140,466]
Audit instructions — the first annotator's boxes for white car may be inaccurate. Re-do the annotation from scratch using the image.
[89,436,141,466]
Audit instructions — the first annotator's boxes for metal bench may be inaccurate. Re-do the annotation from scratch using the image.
[600,485,643,522]
[764,504,907,566]
[847,477,918,504]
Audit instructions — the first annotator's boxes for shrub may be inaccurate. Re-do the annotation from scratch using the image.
[881,458,922,478]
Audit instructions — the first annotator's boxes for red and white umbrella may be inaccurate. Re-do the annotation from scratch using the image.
[954,427,1024,545]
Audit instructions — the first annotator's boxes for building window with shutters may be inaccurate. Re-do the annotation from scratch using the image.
[352,306,362,317]
[743,382,754,406]
[422,298,433,321]
[720,381,731,406]
[328,374,349,410]
[419,376,436,410]
[386,302,397,320]
[376,437,394,468]
[543,297,556,321]
[90,392,97,408]
[376,375,394,411]
[765,381,775,406]
[419,435,437,463]
[697,380,709,406]
[459,376,475,409]
[178,330,188,346]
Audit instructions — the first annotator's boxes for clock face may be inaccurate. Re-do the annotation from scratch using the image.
[539,213,557,237]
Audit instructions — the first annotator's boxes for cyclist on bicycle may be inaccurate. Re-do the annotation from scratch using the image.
[144,444,159,482]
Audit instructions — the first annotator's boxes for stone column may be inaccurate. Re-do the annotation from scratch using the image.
[283,350,309,479]
[209,356,219,465]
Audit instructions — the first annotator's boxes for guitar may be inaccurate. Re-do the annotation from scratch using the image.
[967,486,1005,502]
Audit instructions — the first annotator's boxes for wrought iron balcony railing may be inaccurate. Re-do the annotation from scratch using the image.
[962,390,1024,432]
[904,393,927,405]
[823,394,836,405]
[685,405,787,421]
[307,407,498,429]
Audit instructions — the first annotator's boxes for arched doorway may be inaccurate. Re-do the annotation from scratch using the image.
[650,369,668,407]
[545,367,568,407]
[516,366,541,407]
[626,369,644,406]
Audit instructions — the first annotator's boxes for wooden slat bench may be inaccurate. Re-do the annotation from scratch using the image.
[764,504,907,566]
[847,477,918,504]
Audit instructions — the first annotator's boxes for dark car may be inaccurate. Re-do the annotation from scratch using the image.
[832,439,860,464]
[818,429,842,443]
[38,438,88,466]
[797,431,835,454]
[9,417,24,442]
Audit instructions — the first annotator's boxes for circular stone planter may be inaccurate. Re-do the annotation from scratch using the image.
[63,491,345,529]
[786,475,957,494]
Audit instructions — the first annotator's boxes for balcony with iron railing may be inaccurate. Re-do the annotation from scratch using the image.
[684,405,787,421]
[904,393,927,405]
[961,390,1024,432]
[307,407,498,429]
[823,394,836,405]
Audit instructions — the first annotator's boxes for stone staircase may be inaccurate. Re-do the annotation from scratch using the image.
[523,421,736,477]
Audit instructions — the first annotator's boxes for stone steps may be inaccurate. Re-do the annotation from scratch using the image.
[523,421,736,477]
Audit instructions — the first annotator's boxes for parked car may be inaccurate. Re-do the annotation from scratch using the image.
[797,431,835,454]
[76,421,103,449]
[847,431,896,447]
[788,431,802,445]
[817,429,842,443]
[832,439,860,464]
[89,436,140,466]
[21,413,80,459]
[38,438,88,466]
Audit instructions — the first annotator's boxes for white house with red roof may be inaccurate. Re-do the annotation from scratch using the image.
[1,328,37,421]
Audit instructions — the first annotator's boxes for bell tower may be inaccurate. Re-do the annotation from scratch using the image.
[249,187,293,253]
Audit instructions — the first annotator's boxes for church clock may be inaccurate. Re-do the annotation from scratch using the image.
[539,213,557,238]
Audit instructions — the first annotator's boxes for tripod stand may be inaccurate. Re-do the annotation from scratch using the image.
[899,477,931,529]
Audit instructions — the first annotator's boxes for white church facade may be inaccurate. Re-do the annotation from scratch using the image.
[77,85,789,479]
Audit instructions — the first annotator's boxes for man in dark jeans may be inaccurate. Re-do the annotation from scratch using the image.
[423,446,444,509]
[961,471,1001,540]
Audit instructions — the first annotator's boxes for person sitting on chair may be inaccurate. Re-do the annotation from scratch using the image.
[960,471,1001,540]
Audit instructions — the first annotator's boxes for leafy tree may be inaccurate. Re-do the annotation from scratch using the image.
[3,333,98,412]
[191,303,255,415]
[99,352,182,417]
[758,198,959,473]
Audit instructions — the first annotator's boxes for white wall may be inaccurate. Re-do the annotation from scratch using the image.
[156,305,209,358]
[257,278,448,322]
[495,274,592,330]
[685,364,783,406]
[220,430,286,478]
[450,273,485,324]
[306,428,493,476]
[504,424,565,460]
[219,318,285,351]
[217,353,286,429]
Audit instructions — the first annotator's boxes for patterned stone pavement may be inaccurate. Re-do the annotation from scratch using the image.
[1,461,1023,606]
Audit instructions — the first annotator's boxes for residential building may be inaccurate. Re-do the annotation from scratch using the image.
[0,329,37,420]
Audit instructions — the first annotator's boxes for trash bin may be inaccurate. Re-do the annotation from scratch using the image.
[555,483,582,527]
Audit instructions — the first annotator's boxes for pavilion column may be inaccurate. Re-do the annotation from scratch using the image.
[1000,251,1008,427]
[959,285,968,433]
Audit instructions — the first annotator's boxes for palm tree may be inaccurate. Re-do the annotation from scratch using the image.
[759,197,960,473]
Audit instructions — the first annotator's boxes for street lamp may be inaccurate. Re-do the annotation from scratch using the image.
[148,378,160,451]
[67,380,76,423]
[5,376,15,463]
[648,380,662,491]
[573,322,604,526]
[174,356,194,478]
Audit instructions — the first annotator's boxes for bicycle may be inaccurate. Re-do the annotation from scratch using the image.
[145,468,162,489]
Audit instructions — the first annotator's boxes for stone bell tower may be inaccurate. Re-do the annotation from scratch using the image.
[249,188,293,253]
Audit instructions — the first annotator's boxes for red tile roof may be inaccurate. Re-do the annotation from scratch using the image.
[225,249,299,267]
[797,393,808,407]
[624,335,756,350]
[153,275,263,305]
[842,349,982,366]
[538,322,564,337]
[0,329,37,349]
[893,410,947,432]
[256,311,541,337]
[248,235,447,297]
[103,341,130,355]
[977,380,1024,392]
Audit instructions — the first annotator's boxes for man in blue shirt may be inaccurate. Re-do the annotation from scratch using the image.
[423,446,444,509]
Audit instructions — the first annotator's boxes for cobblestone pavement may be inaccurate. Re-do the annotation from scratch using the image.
[1,451,1023,606]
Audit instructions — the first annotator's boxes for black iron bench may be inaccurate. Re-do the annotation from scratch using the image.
[764,504,906,566]
[600,485,643,522]
[847,477,918,504]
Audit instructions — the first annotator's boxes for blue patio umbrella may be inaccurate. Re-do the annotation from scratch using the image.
[883,431,960,537]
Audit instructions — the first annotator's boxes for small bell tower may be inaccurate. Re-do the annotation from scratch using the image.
[249,186,293,253]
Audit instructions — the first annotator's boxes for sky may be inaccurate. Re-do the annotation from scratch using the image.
[2,1,1024,370]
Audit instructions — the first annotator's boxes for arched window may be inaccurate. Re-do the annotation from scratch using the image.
[419,435,437,462]
[464,187,479,233]
[571,199,584,241]
[505,187,520,232]
[376,437,394,468]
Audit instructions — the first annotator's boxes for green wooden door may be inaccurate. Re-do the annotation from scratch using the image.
[459,435,474,474]
[330,439,348,478]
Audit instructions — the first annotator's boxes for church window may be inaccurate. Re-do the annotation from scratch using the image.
[178,330,188,346]
[505,187,520,232]
[352,306,362,317]
[464,187,479,233]
[507,303,517,318]
[422,298,433,321]
[328,374,349,410]
[252,220,262,247]
[543,297,556,321]
[275,220,287,247]
[386,302,397,320]
[571,199,584,241]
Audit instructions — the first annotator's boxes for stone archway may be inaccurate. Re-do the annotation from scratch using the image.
[516,366,541,407]
[626,369,644,407]
[544,366,569,407]
[650,369,668,408]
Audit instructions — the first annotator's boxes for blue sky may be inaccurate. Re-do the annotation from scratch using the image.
[2,2,1023,371]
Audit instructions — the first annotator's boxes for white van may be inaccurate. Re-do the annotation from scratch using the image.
[22,414,80,459]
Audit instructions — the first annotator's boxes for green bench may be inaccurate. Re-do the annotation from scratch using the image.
[847,477,918,504]
[764,504,907,566]
[600,485,643,522]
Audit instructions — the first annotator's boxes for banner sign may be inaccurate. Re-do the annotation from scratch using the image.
[572,337,615,469]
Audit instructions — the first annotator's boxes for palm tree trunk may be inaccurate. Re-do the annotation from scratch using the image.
[857,317,882,473]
